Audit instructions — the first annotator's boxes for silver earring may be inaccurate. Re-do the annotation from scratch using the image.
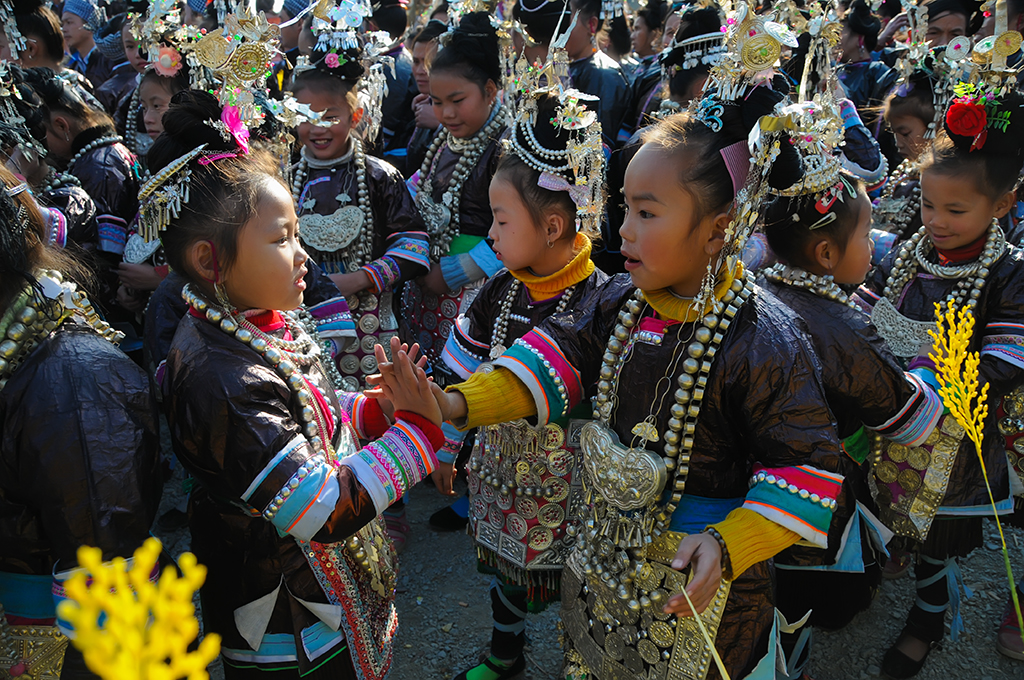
[547,240,554,248]
[214,281,234,311]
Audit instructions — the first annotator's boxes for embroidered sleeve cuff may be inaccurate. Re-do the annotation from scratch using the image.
[867,372,943,446]
[240,434,341,542]
[338,392,391,439]
[467,239,503,278]
[981,323,1024,370]
[711,508,801,580]
[384,232,431,271]
[394,411,445,452]
[307,297,357,346]
[361,256,402,294]
[743,465,843,549]
[440,316,489,379]
[448,367,536,430]
[493,329,583,425]
[97,214,128,255]
[438,422,467,464]
[440,253,485,291]
[341,419,439,513]
[45,208,67,248]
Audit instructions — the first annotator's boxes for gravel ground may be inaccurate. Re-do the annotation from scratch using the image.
[152,461,1024,680]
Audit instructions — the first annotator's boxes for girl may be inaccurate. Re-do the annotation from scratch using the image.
[404,11,508,363]
[836,0,898,112]
[438,90,608,680]
[619,0,668,140]
[856,86,1024,679]
[153,93,444,679]
[290,34,429,393]
[407,19,446,179]
[760,133,943,678]
[397,40,850,678]
[23,66,140,261]
[0,164,159,680]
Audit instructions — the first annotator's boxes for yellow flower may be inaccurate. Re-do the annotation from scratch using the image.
[929,300,1023,652]
[56,538,221,680]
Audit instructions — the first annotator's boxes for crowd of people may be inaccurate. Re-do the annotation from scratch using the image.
[1,0,1024,679]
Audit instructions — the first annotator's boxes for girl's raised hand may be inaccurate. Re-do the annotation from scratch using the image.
[372,342,442,426]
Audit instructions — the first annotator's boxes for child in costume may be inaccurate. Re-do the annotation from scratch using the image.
[436,81,608,680]
[290,9,429,392]
[856,82,1024,679]
[0,165,160,679]
[393,8,850,678]
[153,91,444,679]
[756,84,944,677]
[404,11,508,363]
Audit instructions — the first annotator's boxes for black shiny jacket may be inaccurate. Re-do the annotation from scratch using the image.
[0,324,161,574]
[67,126,140,223]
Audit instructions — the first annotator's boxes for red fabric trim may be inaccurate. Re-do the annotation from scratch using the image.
[360,398,391,439]
[393,411,444,452]
[154,265,170,279]
[247,309,286,332]
[936,233,986,264]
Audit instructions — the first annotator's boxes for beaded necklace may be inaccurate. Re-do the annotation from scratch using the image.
[883,222,1005,311]
[415,103,506,260]
[182,284,338,459]
[575,272,754,606]
[290,139,374,270]
[124,85,143,157]
[38,170,82,195]
[763,263,859,310]
[0,272,122,392]
[489,279,576,359]
[874,159,921,236]
[66,135,123,172]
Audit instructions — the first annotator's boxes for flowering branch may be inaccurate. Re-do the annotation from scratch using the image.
[56,537,221,680]
[928,300,1023,651]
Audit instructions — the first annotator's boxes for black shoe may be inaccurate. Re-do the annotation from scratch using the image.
[429,504,469,532]
[881,623,941,679]
[451,655,525,680]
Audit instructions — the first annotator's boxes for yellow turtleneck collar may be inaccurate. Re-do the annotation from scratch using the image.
[642,260,744,323]
[511,233,595,301]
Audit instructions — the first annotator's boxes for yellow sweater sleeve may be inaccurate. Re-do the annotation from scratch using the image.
[447,367,537,430]
[710,508,802,580]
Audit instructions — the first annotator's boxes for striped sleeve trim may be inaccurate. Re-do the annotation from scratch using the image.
[440,316,488,379]
[867,372,943,447]
[494,329,582,425]
[97,214,128,255]
[341,419,439,513]
[239,434,340,541]
[384,233,431,270]
[743,465,843,549]
[438,422,467,465]
[307,296,357,343]
[982,323,1024,370]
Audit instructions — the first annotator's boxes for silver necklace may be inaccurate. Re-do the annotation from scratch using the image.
[489,278,576,359]
[415,102,507,260]
[66,134,123,171]
[763,263,859,310]
[884,222,1004,311]
[182,284,337,458]
[291,138,374,269]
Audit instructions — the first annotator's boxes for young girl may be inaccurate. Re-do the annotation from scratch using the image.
[436,89,607,680]
[856,86,1024,679]
[404,11,508,363]
[394,23,851,674]
[0,164,159,679]
[152,93,444,679]
[759,118,944,678]
[23,66,140,259]
[290,33,429,393]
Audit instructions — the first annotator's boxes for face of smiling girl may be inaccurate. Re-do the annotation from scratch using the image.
[429,71,497,139]
[294,87,357,160]
[919,169,1015,251]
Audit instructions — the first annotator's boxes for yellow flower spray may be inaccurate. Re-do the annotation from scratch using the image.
[56,537,221,680]
[928,300,1024,649]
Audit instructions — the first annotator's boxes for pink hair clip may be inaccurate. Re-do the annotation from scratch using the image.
[198,152,239,165]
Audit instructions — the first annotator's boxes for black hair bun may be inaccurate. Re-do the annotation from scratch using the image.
[441,11,501,84]
[844,0,881,46]
[509,91,594,181]
[148,91,239,172]
[513,0,571,44]
[731,82,802,191]
[943,86,1024,159]
[309,44,366,82]
[21,67,73,109]
[11,0,45,14]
